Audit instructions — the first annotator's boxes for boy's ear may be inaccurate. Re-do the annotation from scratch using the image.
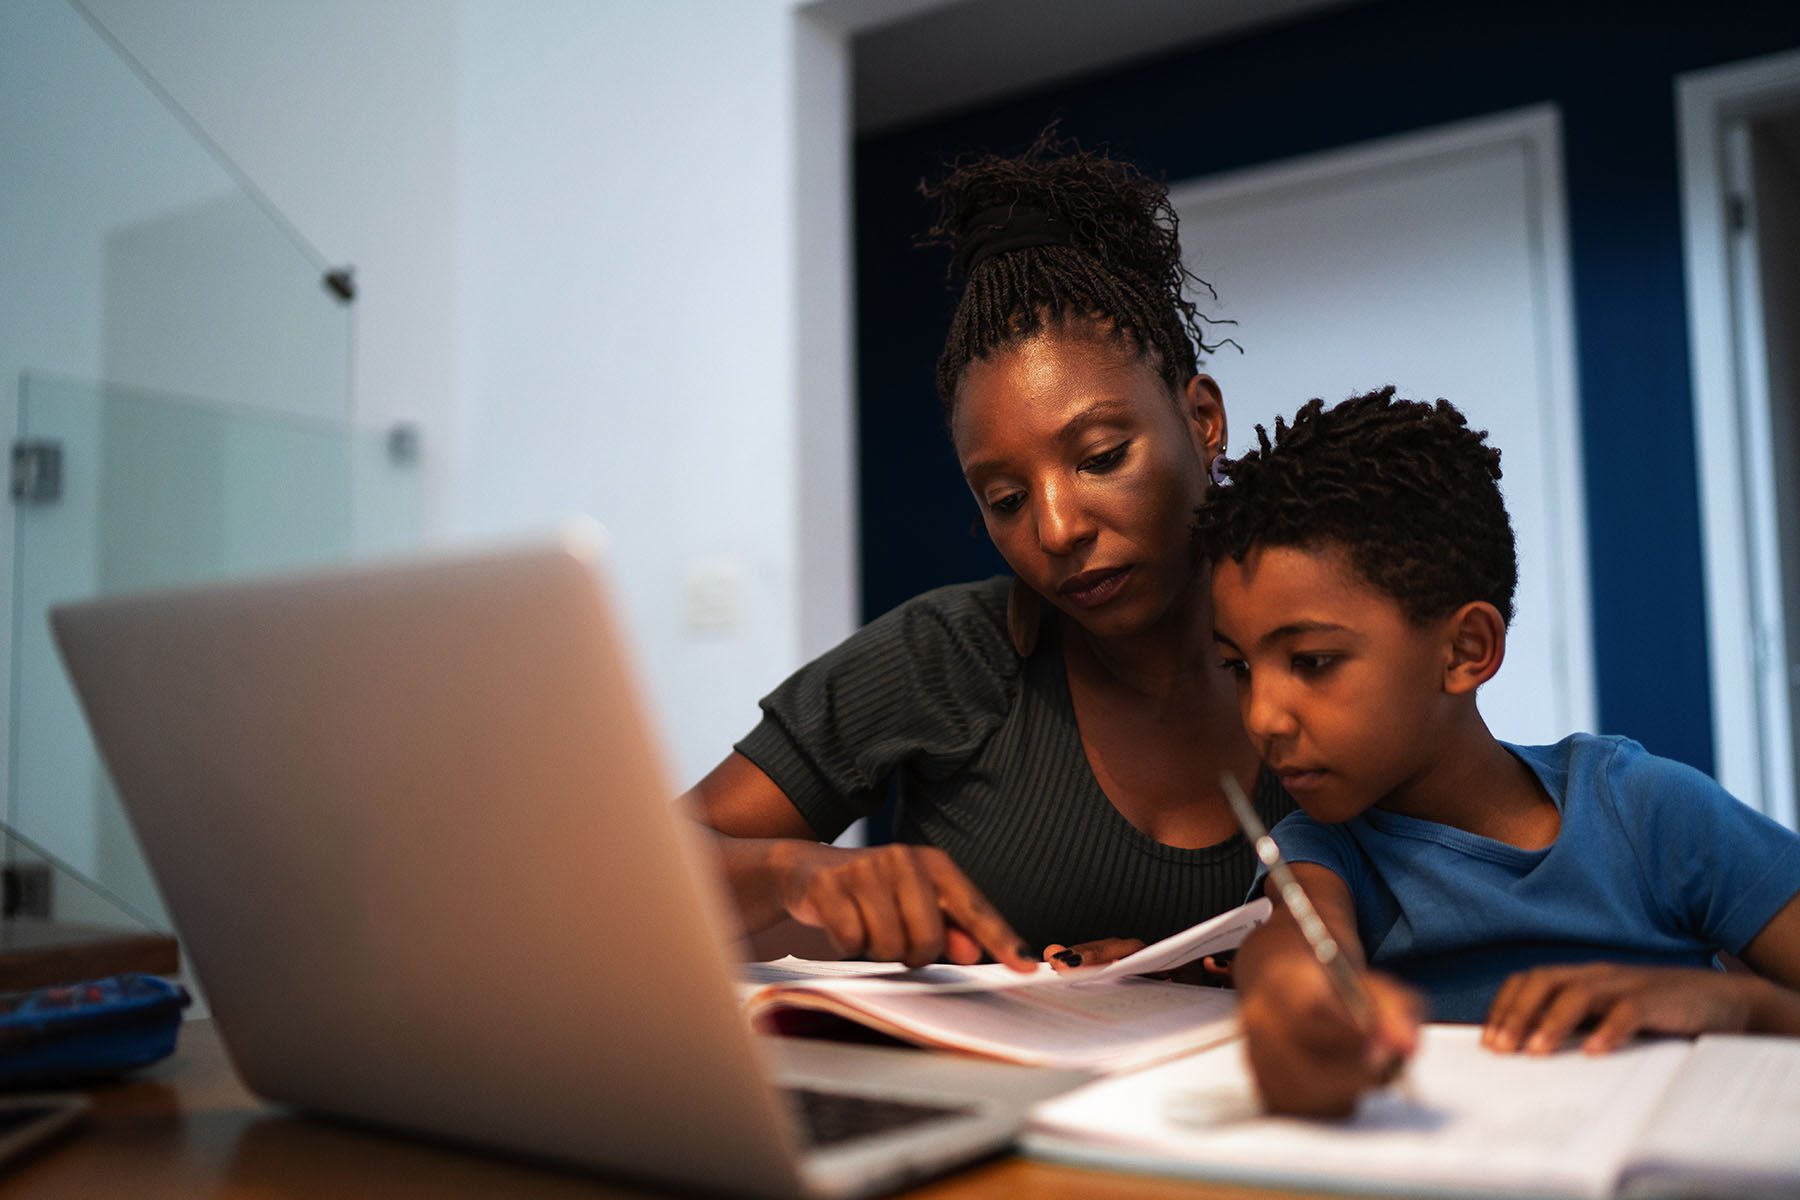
[1442,601,1506,695]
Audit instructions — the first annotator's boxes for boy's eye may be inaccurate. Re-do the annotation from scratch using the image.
[1080,442,1130,473]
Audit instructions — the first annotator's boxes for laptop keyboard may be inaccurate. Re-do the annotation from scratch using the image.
[782,1087,975,1148]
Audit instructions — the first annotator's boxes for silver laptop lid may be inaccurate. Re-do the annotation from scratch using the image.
[51,529,808,1196]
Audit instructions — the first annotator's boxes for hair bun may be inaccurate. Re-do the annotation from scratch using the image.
[951,204,1073,277]
[921,124,1233,409]
[926,127,1175,287]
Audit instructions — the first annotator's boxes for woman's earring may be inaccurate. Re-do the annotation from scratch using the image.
[1208,453,1232,488]
[1006,576,1042,658]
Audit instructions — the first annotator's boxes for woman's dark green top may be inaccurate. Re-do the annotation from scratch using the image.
[734,577,1296,952]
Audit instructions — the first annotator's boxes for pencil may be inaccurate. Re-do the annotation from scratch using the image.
[1221,772,1374,1026]
[1221,772,1411,1092]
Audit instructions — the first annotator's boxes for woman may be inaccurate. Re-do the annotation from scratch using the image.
[693,134,1293,969]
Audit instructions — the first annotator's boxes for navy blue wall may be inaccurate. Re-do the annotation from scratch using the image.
[854,0,1800,774]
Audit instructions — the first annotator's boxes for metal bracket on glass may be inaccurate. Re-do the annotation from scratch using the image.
[10,440,62,504]
[322,265,356,303]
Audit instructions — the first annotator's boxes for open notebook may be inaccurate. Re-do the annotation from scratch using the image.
[1023,1022,1800,1198]
[738,900,1268,1073]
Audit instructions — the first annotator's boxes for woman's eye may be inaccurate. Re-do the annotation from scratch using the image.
[1080,442,1130,473]
[1291,654,1337,675]
[987,493,1025,515]
[1218,657,1248,678]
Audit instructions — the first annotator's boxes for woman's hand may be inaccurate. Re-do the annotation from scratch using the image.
[1042,937,1143,972]
[769,841,1037,971]
[1482,964,1768,1055]
[1042,938,1235,986]
[690,753,1031,971]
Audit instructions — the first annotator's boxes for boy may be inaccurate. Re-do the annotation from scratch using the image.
[1193,386,1800,1116]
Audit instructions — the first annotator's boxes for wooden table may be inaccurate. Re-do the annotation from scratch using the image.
[0,919,179,989]
[5,1021,1296,1199]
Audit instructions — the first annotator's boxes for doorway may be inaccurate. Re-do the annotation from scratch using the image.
[1680,49,1800,829]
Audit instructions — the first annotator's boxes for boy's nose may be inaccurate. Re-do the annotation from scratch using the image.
[1244,686,1299,742]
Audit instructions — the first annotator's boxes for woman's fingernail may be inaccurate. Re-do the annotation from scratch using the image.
[1053,950,1082,967]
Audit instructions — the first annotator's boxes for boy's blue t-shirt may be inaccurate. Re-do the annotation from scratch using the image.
[1265,733,1800,1022]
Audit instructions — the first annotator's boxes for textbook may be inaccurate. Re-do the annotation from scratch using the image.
[1022,1022,1800,1199]
[737,899,1269,1073]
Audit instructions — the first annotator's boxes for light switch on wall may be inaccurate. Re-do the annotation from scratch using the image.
[683,555,741,635]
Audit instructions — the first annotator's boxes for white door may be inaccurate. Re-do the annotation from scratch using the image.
[1679,49,1800,828]
[1728,111,1800,829]
[1170,107,1595,747]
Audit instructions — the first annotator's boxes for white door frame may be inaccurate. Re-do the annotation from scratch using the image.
[1166,106,1597,740]
[1678,48,1800,824]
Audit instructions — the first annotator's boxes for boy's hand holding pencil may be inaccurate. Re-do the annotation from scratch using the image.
[1236,911,1423,1116]
[1225,773,1423,1116]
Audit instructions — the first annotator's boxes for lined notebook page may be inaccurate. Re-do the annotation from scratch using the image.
[1026,1024,1693,1199]
[736,959,1053,999]
[744,968,1239,1071]
[1623,1034,1800,1194]
[738,899,1270,994]
[804,978,1239,1070]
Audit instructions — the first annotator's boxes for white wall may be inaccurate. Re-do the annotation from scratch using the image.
[452,0,818,783]
[64,0,852,790]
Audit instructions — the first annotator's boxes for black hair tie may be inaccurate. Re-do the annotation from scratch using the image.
[953,204,1073,277]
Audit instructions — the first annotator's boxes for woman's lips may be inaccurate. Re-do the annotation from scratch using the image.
[1275,767,1328,792]
[1059,566,1133,608]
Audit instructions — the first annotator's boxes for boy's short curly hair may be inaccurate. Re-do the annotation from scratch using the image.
[1192,386,1518,626]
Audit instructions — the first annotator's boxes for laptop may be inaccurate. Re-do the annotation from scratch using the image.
[49,527,1085,1198]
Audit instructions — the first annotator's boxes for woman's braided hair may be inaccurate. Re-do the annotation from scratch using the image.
[1192,386,1519,625]
[921,126,1231,413]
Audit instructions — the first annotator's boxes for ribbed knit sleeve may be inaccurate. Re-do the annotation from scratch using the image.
[734,578,1021,840]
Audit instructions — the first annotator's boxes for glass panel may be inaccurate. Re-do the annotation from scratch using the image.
[1,0,373,956]
[0,1,349,423]
[9,374,421,929]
